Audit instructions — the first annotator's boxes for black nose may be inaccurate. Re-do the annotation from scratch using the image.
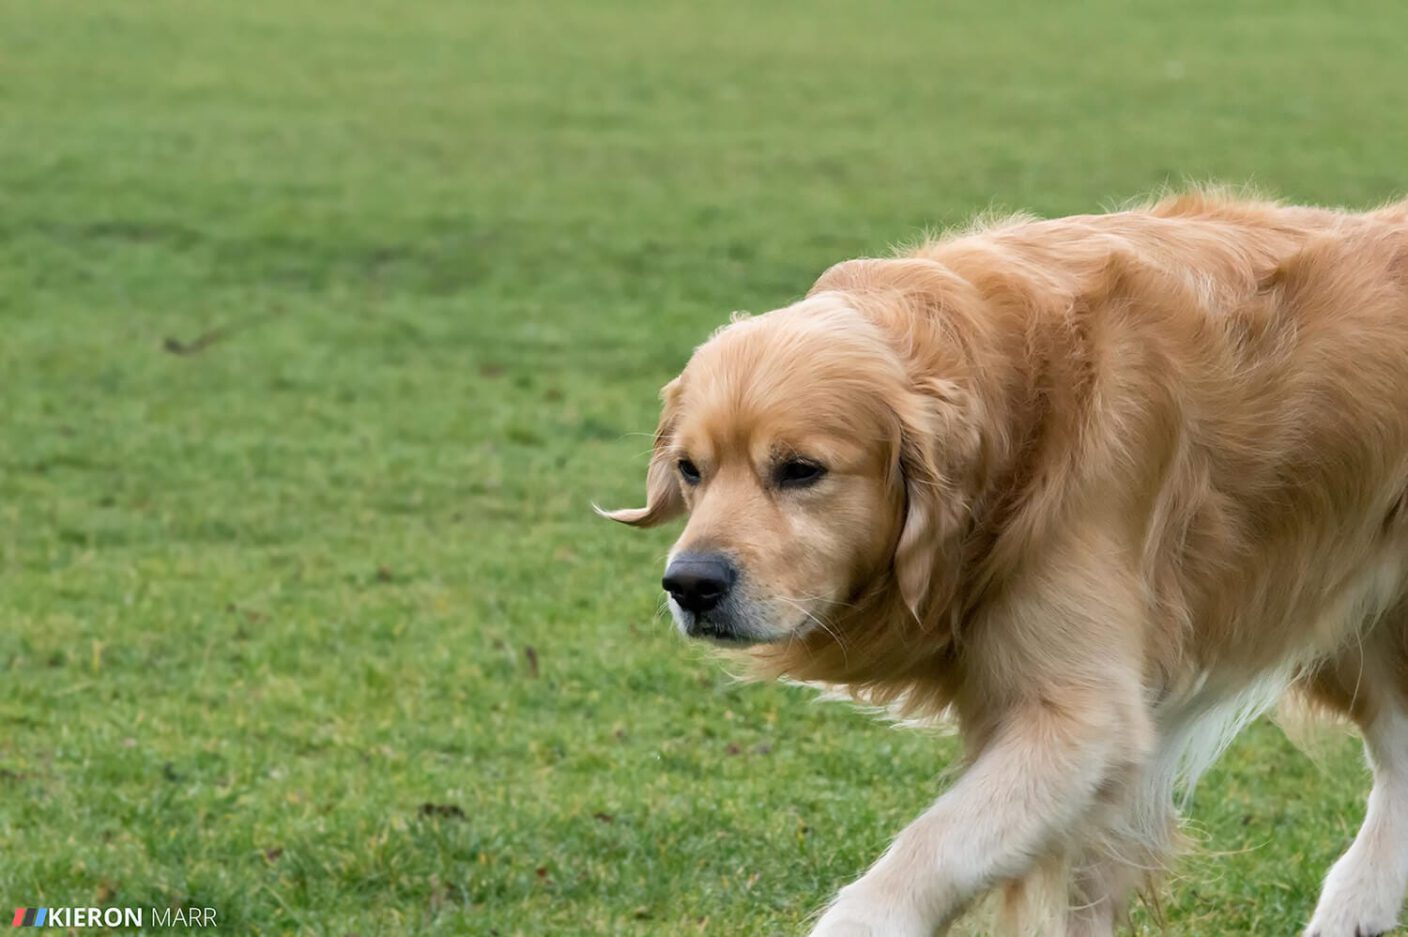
[662,553,736,614]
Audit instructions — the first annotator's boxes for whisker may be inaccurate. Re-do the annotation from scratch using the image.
[776,594,849,666]
[783,591,860,610]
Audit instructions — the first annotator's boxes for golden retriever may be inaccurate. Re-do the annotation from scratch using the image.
[601,190,1408,937]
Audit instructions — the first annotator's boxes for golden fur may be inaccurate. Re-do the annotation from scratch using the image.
[605,191,1408,936]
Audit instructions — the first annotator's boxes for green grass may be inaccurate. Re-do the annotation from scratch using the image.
[1,0,1405,933]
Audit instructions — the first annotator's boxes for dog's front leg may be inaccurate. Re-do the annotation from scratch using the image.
[807,693,1135,937]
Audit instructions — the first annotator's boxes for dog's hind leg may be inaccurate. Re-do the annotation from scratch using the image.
[996,856,1117,937]
[1303,637,1408,937]
[1062,843,1162,937]
[1062,867,1124,937]
[996,825,1166,937]
[1060,785,1179,937]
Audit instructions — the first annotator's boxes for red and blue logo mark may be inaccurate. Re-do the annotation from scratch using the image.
[11,909,46,927]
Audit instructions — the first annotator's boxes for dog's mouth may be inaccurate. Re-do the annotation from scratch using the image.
[679,611,755,644]
[672,605,780,646]
[692,624,753,645]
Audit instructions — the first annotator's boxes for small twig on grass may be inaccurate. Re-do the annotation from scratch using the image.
[418,802,466,820]
[162,309,283,356]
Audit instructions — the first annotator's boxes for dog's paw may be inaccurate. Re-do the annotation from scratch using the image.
[806,922,877,937]
[1305,906,1398,937]
[808,916,926,937]
[1304,882,1401,937]
[1305,847,1407,937]
[806,892,932,937]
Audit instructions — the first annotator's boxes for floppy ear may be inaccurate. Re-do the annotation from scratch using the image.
[891,378,978,628]
[596,378,686,528]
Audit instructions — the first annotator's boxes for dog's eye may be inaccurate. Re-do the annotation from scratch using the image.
[677,458,702,485]
[776,459,826,488]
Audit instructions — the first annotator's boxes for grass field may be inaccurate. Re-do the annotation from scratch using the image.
[3,1,1408,933]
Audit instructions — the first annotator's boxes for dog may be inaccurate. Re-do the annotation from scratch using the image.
[601,190,1408,936]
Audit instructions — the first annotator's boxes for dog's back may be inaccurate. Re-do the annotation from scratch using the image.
[912,194,1408,681]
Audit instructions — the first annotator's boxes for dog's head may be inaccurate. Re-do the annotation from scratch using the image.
[601,287,980,648]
